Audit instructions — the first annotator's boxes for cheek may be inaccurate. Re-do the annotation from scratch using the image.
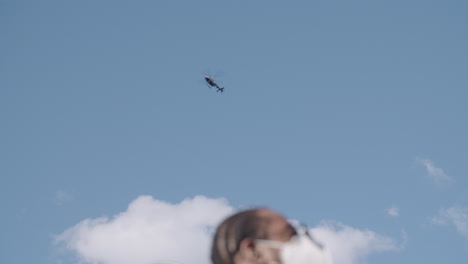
[257,248,282,264]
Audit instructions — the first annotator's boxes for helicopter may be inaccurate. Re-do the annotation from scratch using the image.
[204,76,224,93]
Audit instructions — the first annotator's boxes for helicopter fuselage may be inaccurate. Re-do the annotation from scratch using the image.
[205,76,218,88]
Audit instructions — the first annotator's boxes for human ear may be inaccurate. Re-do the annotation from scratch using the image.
[237,238,259,262]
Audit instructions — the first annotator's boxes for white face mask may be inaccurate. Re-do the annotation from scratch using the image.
[256,229,333,264]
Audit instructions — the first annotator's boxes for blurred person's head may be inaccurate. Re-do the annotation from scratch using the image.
[211,208,332,264]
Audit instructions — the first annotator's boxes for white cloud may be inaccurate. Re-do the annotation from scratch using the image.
[55,196,401,264]
[311,222,400,264]
[418,159,453,185]
[386,205,399,217]
[431,206,468,239]
[55,195,234,264]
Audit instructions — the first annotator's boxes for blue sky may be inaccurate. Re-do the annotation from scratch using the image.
[1,1,467,264]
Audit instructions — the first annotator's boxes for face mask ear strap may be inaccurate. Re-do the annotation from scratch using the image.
[255,239,284,249]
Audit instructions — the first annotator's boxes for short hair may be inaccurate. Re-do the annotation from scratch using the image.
[211,208,269,264]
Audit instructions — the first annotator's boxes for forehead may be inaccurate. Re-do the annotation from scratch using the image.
[258,210,295,242]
